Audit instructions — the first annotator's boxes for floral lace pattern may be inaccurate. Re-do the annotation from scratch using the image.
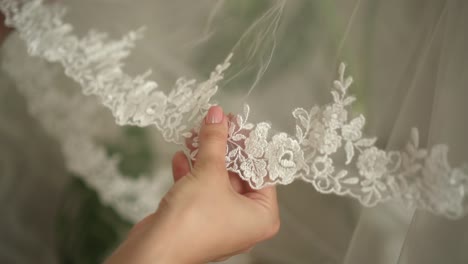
[2,0,468,219]
[208,64,468,218]
[0,0,231,145]
[2,43,170,223]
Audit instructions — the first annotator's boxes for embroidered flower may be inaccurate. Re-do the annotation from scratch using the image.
[168,78,196,111]
[307,121,342,155]
[312,156,334,177]
[265,133,305,184]
[240,158,268,188]
[322,129,342,155]
[245,122,270,158]
[134,91,167,124]
[323,104,348,130]
[342,115,364,142]
[357,147,389,180]
[308,124,342,155]
[424,145,451,178]
[311,156,335,191]
[307,121,325,148]
[355,148,391,204]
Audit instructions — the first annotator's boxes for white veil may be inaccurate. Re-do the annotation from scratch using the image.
[0,0,467,263]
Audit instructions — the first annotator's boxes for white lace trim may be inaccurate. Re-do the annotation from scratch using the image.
[2,38,171,223]
[2,0,467,218]
[217,66,468,218]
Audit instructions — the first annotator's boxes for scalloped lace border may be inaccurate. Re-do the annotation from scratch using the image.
[2,0,467,219]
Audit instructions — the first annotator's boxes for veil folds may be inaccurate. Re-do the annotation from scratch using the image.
[0,0,468,263]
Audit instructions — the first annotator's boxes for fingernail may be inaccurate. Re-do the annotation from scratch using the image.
[205,106,224,124]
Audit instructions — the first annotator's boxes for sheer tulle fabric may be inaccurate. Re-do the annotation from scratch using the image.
[0,0,467,263]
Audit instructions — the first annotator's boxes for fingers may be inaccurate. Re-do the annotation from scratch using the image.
[194,106,228,177]
[171,151,190,182]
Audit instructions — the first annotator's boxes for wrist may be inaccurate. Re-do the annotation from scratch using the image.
[147,209,194,264]
[145,213,185,263]
[105,211,186,264]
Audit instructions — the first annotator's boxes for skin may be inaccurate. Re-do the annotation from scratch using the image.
[105,106,280,264]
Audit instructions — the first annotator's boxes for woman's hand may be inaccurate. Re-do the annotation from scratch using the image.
[105,106,280,264]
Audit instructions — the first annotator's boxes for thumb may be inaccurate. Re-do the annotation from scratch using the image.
[194,106,228,177]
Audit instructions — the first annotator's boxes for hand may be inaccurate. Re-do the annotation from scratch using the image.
[105,106,280,264]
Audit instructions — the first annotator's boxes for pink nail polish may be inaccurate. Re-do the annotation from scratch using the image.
[205,106,224,124]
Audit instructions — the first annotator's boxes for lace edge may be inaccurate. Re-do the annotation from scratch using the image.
[2,0,468,218]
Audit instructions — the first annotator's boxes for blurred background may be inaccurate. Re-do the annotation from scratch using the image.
[1,0,468,263]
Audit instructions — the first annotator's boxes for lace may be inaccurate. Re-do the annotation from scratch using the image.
[2,0,467,219]
[218,65,468,218]
[2,37,172,223]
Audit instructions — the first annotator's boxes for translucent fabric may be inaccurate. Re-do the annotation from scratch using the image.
[0,0,467,263]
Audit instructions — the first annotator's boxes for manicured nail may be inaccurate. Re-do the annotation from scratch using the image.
[205,106,224,124]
